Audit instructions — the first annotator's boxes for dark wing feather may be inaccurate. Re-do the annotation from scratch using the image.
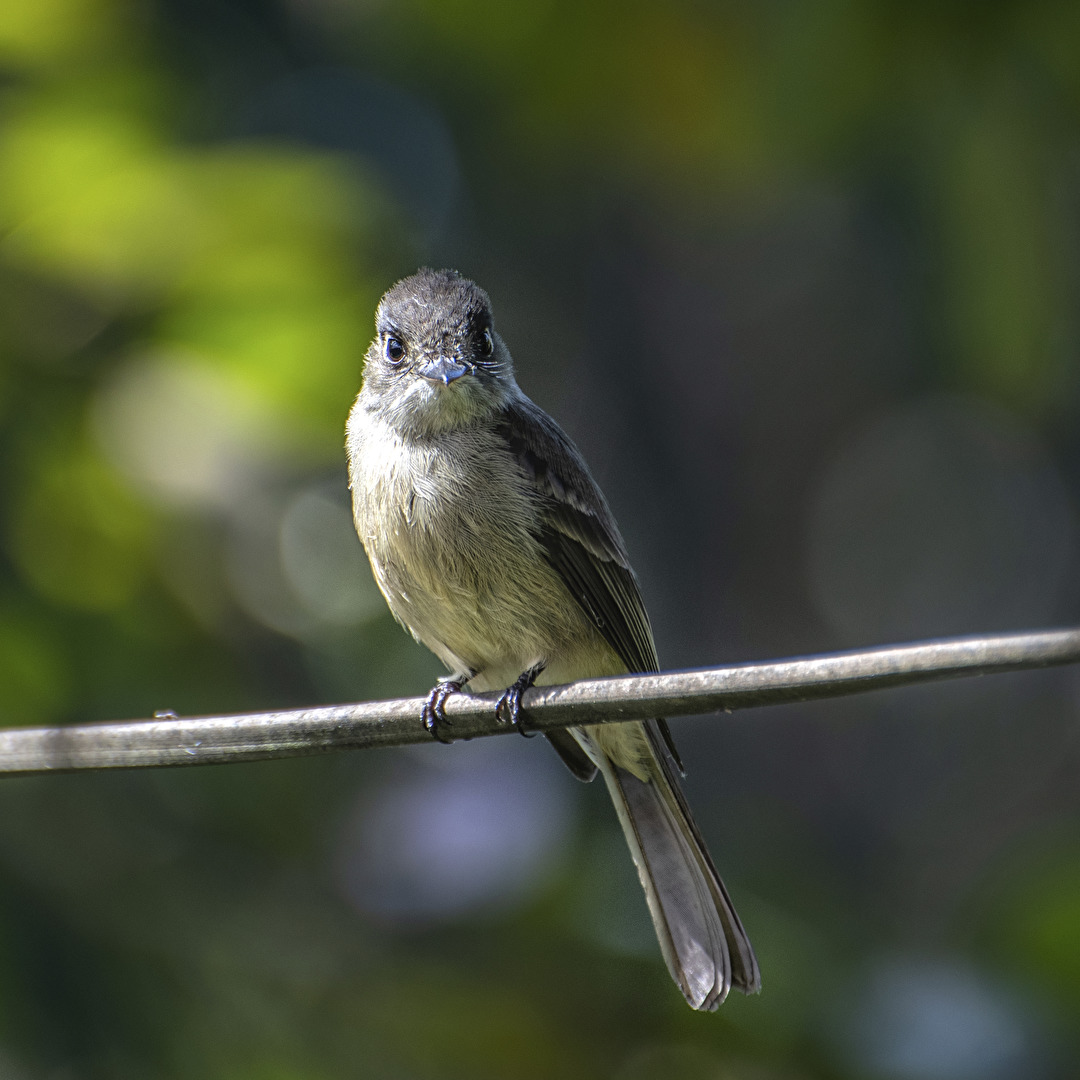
[496,396,657,674]
[497,396,684,773]
[545,728,600,781]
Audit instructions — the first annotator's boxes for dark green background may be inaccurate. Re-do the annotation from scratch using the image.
[1,1,1079,1076]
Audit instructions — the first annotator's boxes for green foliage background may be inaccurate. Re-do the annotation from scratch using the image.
[1,1,1079,1077]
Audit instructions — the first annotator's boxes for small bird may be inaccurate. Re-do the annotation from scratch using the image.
[346,268,760,1009]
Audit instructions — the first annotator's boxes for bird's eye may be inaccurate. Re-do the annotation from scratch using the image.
[385,335,406,364]
[479,328,494,357]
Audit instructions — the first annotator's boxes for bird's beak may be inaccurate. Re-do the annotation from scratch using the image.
[418,356,470,386]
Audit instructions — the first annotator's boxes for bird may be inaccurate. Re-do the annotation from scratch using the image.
[346,267,760,1010]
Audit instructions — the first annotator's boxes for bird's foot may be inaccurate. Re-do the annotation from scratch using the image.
[496,663,545,738]
[422,674,469,743]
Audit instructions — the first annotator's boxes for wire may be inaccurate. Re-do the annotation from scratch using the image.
[1,628,1077,777]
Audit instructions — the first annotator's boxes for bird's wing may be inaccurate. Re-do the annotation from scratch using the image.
[496,396,684,773]
[497,395,658,676]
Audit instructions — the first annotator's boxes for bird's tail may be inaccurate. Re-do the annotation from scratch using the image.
[595,735,760,1010]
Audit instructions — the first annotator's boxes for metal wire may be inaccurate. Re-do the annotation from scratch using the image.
[1,627,1077,777]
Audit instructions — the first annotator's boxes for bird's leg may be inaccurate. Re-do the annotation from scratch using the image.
[422,671,473,743]
[496,662,546,737]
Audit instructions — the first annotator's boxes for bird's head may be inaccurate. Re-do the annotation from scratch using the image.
[361,268,516,435]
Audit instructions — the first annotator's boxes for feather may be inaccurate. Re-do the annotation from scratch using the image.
[496,395,760,1006]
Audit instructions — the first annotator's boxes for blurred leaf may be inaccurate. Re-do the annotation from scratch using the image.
[0,608,69,725]
[7,446,152,610]
[936,82,1071,410]
[984,845,1080,1011]
[0,0,122,68]
[0,106,210,301]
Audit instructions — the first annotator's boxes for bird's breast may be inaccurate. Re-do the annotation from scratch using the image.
[355,425,529,576]
[349,417,584,673]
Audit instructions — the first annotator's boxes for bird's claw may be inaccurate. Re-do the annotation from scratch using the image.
[422,679,462,743]
[496,664,545,738]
